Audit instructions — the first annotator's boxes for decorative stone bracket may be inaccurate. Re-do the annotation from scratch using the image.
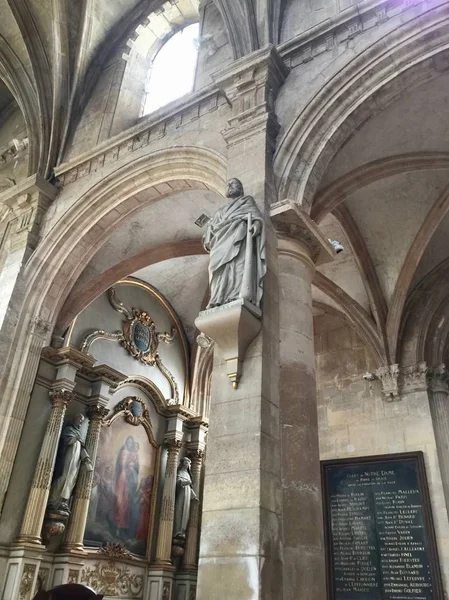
[270,200,335,266]
[195,299,262,389]
[372,362,429,401]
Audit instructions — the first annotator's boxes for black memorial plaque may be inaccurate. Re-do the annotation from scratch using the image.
[322,453,444,600]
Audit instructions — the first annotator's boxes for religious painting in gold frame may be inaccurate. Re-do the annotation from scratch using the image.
[84,397,160,558]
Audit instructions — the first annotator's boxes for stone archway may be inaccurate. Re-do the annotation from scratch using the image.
[0,145,226,513]
[274,5,449,212]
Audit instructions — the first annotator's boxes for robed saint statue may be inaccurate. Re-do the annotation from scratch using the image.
[203,178,266,309]
[173,457,197,539]
[48,413,93,512]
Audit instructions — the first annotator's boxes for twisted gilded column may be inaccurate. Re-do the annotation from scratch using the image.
[183,449,204,570]
[155,438,183,565]
[17,388,74,546]
[428,364,449,516]
[62,404,109,552]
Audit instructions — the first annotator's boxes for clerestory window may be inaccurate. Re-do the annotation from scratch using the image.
[143,23,199,115]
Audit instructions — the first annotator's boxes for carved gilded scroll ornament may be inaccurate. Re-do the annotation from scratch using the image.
[80,287,179,404]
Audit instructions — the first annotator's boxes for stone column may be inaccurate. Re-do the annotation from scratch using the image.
[0,176,57,514]
[183,449,205,570]
[428,364,449,515]
[272,202,334,600]
[17,387,74,546]
[197,47,288,600]
[0,318,51,515]
[155,438,183,565]
[62,403,109,552]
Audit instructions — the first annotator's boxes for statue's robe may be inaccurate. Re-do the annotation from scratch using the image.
[49,423,85,506]
[203,194,266,308]
[174,467,195,538]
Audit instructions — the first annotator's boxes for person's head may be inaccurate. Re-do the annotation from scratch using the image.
[73,413,84,428]
[180,457,191,471]
[226,178,244,200]
[125,435,135,451]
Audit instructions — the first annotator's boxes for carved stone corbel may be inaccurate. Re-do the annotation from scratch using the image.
[428,364,449,395]
[195,299,262,389]
[376,364,400,401]
[401,361,428,394]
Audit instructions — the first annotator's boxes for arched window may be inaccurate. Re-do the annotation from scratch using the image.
[143,23,199,115]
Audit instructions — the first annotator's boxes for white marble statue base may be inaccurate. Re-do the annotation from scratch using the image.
[195,299,262,388]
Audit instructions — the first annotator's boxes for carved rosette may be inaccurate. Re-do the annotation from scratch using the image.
[376,364,400,401]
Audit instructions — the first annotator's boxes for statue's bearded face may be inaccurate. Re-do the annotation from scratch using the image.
[226,179,243,199]
[74,413,84,427]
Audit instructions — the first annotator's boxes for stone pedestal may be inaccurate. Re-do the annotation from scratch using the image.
[272,200,334,600]
[195,299,261,389]
[174,570,197,600]
[1,546,42,600]
[147,567,175,600]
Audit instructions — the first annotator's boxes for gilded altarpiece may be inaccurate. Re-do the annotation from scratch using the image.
[84,397,160,560]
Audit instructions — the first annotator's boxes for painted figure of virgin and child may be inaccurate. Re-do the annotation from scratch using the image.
[84,425,155,556]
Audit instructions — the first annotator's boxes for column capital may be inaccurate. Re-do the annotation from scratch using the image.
[271,200,335,268]
[86,404,109,421]
[164,438,183,453]
[187,448,205,462]
[48,388,75,409]
[402,361,428,394]
[428,364,449,395]
[212,46,289,148]
[376,364,400,400]
[3,174,58,255]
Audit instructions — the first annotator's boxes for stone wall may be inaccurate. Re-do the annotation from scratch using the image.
[315,311,449,592]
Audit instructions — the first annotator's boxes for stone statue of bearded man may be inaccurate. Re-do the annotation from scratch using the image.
[202,178,266,309]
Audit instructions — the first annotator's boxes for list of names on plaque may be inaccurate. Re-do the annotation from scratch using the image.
[323,454,443,600]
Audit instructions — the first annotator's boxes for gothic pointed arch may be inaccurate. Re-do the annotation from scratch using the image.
[275,4,449,211]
